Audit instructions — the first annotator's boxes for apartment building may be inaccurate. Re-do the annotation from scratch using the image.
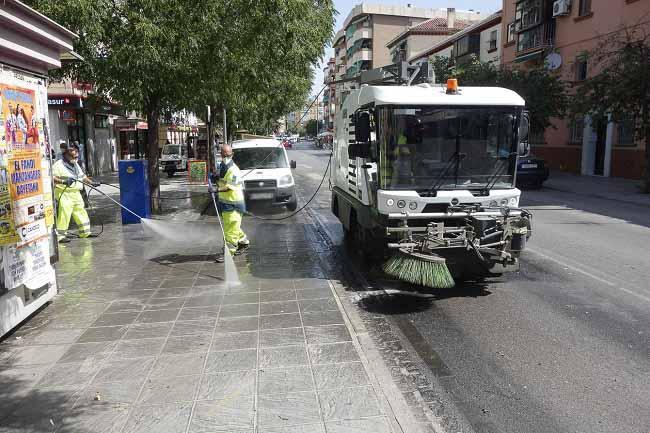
[410,11,503,66]
[501,0,649,179]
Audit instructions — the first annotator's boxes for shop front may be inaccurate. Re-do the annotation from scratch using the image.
[115,118,148,160]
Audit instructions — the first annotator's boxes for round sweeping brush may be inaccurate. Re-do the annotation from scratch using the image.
[383,249,455,289]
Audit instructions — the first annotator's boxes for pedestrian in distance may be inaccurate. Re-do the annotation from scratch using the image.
[212,144,249,263]
[52,141,100,243]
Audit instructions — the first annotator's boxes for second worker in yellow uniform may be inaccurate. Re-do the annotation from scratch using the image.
[214,144,249,263]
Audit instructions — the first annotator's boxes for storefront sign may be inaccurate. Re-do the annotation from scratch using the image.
[47,95,83,109]
[188,160,207,184]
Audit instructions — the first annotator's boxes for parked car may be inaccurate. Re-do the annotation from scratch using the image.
[282,138,292,149]
[232,139,298,211]
[516,155,549,189]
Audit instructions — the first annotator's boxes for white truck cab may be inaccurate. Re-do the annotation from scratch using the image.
[161,143,188,177]
[331,63,532,281]
[231,139,298,211]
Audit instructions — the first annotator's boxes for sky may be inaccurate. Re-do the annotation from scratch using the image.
[311,0,502,97]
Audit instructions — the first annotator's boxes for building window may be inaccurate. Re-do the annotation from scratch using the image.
[618,116,636,146]
[506,23,514,44]
[578,0,592,16]
[94,115,109,129]
[515,0,542,32]
[569,117,584,144]
[455,36,470,56]
[489,30,498,51]
[575,55,588,81]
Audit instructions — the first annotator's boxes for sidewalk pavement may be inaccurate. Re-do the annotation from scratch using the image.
[544,170,650,207]
[0,179,416,433]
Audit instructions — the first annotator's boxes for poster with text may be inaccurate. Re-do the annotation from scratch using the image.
[3,238,53,289]
[8,151,43,202]
[0,85,39,153]
[0,168,19,246]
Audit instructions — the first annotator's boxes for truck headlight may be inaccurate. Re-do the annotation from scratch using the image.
[278,174,294,186]
[386,199,394,206]
[509,197,518,206]
[408,201,417,210]
[397,200,406,208]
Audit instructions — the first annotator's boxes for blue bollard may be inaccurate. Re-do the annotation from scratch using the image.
[118,160,151,224]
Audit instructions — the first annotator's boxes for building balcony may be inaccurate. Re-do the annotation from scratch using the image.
[347,28,372,49]
[349,48,372,65]
[515,21,555,56]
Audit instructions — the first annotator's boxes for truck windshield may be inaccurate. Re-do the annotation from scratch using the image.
[234,147,288,170]
[377,106,519,191]
[162,145,182,156]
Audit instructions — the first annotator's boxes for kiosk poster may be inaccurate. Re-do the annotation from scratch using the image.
[0,167,19,246]
[8,151,43,202]
[3,238,52,289]
[0,85,39,152]
[188,160,207,184]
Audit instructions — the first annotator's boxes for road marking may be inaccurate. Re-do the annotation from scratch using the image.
[527,247,650,304]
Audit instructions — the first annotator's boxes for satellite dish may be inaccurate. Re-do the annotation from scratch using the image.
[546,52,562,70]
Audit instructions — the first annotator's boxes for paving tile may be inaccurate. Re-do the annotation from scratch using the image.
[9,344,70,365]
[150,353,207,378]
[123,323,173,340]
[135,309,180,324]
[308,342,359,365]
[190,396,255,432]
[121,402,192,433]
[104,301,145,314]
[215,316,258,333]
[296,288,333,300]
[257,391,321,429]
[111,338,166,360]
[260,313,302,330]
[211,331,258,351]
[298,298,338,313]
[77,326,129,343]
[152,287,191,299]
[324,417,392,433]
[87,353,152,382]
[58,341,117,364]
[259,328,305,348]
[144,298,187,310]
[318,386,382,421]
[204,349,257,373]
[27,329,85,345]
[260,301,299,315]
[313,362,370,390]
[189,285,225,296]
[259,345,308,369]
[162,334,211,354]
[184,294,223,308]
[59,401,132,433]
[258,424,325,433]
[304,326,351,345]
[219,303,259,318]
[37,362,100,388]
[197,370,255,400]
[258,366,313,395]
[222,292,259,305]
[91,311,140,327]
[178,306,220,321]
[84,379,145,404]
[159,278,195,288]
[301,311,344,327]
[260,290,297,303]
[170,319,216,337]
[293,278,331,290]
[138,374,201,404]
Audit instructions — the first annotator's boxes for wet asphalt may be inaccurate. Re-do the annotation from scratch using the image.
[288,141,650,433]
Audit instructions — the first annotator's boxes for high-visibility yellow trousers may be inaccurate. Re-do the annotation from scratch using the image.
[55,189,90,239]
[222,210,247,254]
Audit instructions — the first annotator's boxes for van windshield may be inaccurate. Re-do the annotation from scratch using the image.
[234,147,288,170]
[162,145,183,156]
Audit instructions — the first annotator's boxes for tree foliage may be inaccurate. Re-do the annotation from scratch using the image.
[305,119,318,136]
[430,55,567,135]
[25,0,335,206]
[571,26,650,191]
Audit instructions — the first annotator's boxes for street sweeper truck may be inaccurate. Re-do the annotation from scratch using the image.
[330,62,532,288]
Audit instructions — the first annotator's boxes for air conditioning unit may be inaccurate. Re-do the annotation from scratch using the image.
[553,0,570,17]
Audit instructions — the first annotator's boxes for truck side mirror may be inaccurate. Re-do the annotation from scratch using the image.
[518,111,530,157]
[290,160,297,169]
[355,112,371,143]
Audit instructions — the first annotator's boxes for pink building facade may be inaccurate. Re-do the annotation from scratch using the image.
[501,0,649,179]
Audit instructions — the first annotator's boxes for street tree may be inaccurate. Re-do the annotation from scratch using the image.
[571,26,650,192]
[305,119,319,136]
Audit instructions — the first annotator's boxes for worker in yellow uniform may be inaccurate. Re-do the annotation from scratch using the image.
[52,142,99,243]
[213,144,249,263]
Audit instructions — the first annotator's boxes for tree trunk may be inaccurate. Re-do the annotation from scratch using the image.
[145,101,161,212]
[644,126,650,193]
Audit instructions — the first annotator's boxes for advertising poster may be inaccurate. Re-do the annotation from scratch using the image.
[0,167,19,246]
[3,238,53,289]
[16,219,48,248]
[8,151,43,202]
[0,85,39,153]
[188,160,207,184]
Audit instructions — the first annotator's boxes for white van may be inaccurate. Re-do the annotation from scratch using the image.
[231,139,297,211]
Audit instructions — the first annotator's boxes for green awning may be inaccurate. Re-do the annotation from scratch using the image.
[514,50,543,63]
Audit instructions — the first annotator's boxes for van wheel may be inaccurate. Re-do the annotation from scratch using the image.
[287,196,298,211]
[166,170,175,178]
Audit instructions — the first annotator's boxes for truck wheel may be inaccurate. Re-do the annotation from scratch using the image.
[166,169,175,178]
[287,196,298,211]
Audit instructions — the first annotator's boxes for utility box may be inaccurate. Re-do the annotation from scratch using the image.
[118,160,151,224]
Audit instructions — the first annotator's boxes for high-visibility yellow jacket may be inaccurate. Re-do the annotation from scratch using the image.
[52,159,85,191]
[217,160,245,212]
